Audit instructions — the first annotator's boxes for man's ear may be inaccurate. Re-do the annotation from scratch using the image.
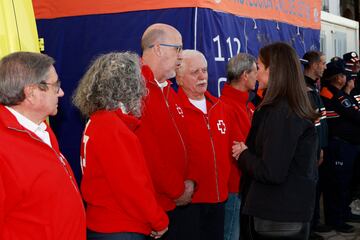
[153,44,162,57]
[23,85,36,103]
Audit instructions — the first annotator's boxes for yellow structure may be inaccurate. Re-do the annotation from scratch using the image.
[0,0,41,59]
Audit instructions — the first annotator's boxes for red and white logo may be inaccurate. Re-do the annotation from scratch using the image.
[176,104,184,118]
[217,120,226,134]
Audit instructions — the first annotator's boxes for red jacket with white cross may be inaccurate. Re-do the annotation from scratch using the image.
[177,88,243,203]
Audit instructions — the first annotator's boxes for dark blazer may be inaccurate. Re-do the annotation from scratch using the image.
[238,99,318,222]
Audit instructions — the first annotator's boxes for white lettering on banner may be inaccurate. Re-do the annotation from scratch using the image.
[217,120,226,134]
[213,35,241,62]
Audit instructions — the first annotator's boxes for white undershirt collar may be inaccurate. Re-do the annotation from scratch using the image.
[154,78,168,90]
[5,106,52,147]
[189,98,207,114]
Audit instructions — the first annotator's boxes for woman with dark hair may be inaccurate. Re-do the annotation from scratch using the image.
[73,52,168,240]
[234,42,320,239]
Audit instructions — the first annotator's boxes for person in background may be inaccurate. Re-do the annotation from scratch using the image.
[0,51,86,240]
[220,53,257,240]
[175,49,243,240]
[302,51,329,240]
[343,51,360,105]
[235,42,319,240]
[320,59,360,233]
[137,23,194,239]
[73,52,168,240]
[342,52,360,217]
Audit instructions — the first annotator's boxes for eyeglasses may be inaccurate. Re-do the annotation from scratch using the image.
[148,43,183,53]
[39,79,61,93]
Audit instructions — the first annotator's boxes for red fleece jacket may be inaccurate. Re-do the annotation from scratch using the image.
[0,105,86,240]
[220,84,254,193]
[80,110,169,234]
[135,65,188,211]
[177,89,243,203]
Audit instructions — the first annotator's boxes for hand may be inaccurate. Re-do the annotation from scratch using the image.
[175,180,195,206]
[150,227,168,239]
[232,141,248,160]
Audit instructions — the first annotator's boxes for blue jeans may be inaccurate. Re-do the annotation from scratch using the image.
[87,229,146,240]
[224,193,241,240]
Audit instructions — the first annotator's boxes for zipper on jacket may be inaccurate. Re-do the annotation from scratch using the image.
[161,86,187,162]
[8,127,80,194]
[203,101,220,202]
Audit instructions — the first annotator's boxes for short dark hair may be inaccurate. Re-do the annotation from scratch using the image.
[302,51,324,70]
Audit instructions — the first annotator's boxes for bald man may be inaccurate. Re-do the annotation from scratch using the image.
[135,24,195,239]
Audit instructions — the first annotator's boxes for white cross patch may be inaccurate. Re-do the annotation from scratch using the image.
[217,120,226,134]
[176,104,184,118]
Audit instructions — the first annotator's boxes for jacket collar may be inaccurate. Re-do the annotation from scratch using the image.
[304,75,318,88]
[221,84,250,103]
[177,87,218,110]
[114,109,141,131]
[0,104,59,151]
[0,104,29,130]
[141,64,172,87]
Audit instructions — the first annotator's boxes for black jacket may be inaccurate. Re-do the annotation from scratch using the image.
[320,84,360,145]
[305,75,328,154]
[238,99,318,222]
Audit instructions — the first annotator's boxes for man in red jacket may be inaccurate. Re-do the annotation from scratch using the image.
[136,23,195,239]
[0,52,86,240]
[220,53,257,240]
[175,49,243,240]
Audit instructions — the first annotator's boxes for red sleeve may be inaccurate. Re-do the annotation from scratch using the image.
[0,169,4,236]
[86,121,169,231]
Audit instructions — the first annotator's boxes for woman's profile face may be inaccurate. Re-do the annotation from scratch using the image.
[257,57,269,89]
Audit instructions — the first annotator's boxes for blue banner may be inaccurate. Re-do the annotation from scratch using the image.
[37,7,320,182]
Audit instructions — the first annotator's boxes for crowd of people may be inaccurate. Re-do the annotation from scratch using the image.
[0,23,359,240]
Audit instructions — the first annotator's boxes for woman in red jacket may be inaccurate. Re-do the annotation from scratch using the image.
[73,52,168,240]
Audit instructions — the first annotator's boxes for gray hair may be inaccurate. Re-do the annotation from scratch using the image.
[0,52,54,106]
[176,49,207,77]
[227,53,256,83]
[72,52,147,117]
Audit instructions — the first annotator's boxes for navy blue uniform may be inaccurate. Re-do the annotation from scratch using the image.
[320,84,360,229]
[305,75,328,231]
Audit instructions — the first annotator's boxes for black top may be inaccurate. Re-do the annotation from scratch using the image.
[320,84,360,145]
[238,99,318,222]
[304,75,328,154]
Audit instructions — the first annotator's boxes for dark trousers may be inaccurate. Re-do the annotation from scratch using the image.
[311,165,324,228]
[87,230,145,240]
[322,138,358,226]
[163,202,225,240]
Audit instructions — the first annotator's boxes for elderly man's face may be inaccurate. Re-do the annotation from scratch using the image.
[180,55,208,100]
[33,66,64,120]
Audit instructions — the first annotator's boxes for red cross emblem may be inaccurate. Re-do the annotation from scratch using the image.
[217,120,226,134]
[176,104,184,118]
